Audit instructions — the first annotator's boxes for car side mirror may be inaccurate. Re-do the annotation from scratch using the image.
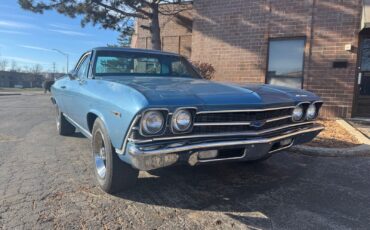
[67,71,77,80]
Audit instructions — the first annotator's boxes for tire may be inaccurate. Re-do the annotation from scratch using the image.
[55,105,75,136]
[92,118,138,193]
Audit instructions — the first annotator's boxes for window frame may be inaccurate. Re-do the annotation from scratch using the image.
[265,37,306,89]
[74,52,92,79]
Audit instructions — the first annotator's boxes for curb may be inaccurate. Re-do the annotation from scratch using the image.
[292,144,370,157]
[336,119,370,145]
[0,93,21,96]
[293,119,370,157]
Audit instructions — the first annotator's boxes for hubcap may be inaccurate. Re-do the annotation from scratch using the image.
[93,131,107,179]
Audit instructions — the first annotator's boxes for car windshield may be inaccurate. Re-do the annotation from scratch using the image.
[93,50,201,78]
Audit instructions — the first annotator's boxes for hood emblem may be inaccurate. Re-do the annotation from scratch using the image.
[250,120,266,128]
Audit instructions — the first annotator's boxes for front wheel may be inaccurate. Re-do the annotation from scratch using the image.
[92,118,138,193]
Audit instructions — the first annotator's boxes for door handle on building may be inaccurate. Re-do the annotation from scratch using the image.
[358,73,362,85]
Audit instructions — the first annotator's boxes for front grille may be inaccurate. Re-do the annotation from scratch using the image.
[192,118,291,133]
[195,108,292,123]
[130,107,296,140]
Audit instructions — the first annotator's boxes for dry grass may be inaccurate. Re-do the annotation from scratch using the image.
[305,120,361,148]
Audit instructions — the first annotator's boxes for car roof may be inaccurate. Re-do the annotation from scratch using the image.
[92,47,180,56]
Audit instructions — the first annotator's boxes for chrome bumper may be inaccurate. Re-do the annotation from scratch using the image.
[120,124,324,171]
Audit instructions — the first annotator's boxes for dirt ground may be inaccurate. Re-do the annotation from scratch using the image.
[305,120,361,148]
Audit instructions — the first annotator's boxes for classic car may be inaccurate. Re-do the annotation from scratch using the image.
[51,47,324,193]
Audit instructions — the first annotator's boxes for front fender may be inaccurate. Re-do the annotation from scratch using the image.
[84,80,148,150]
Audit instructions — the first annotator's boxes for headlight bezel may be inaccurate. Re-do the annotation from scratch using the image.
[292,101,323,122]
[171,108,195,134]
[140,109,168,136]
[306,101,323,120]
[291,104,305,122]
[306,104,317,120]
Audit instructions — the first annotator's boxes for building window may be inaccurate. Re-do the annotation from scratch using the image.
[266,38,305,89]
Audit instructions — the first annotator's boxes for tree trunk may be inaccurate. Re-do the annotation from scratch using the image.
[150,4,161,50]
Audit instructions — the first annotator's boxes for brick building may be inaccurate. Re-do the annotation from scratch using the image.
[132,0,370,118]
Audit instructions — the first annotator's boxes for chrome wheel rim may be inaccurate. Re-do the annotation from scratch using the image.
[93,131,106,179]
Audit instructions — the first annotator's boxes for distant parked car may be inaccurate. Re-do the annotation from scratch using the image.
[14,84,23,89]
[51,47,324,193]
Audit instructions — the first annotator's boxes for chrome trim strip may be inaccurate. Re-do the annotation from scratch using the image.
[196,106,295,114]
[268,141,294,154]
[197,149,248,163]
[266,115,292,123]
[63,114,92,139]
[128,121,314,143]
[128,125,324,156]
[116,115,141,155]
[193,115,292,126]
[194,121,251,126]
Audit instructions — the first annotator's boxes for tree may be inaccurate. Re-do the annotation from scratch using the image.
[117,26,134,47]
[31,64,43,74]
[107,24,134,47]
[10,60,18,72]
[0,59,8,71]
[192,61,216,80]
[18,0,191,50]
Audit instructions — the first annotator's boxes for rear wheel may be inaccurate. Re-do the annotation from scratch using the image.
[55,105,75,136]
[92,118,138,193]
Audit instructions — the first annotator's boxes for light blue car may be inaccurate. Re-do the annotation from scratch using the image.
[51,47,324,193]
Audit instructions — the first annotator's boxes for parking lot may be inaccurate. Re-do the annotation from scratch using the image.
[1,93,370,229]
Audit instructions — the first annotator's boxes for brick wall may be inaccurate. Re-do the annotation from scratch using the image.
[304,1,362,117]
[134,0,362,118]
[132,3,193,58]
[191,0,362,118]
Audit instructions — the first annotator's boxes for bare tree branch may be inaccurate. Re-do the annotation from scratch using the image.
[91,0,147,19]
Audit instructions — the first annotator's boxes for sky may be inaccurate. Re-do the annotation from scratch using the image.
[0,0,120,73]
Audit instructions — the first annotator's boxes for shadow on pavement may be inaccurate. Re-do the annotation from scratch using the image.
[114,154,307,212]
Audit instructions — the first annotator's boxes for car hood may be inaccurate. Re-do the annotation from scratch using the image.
[105,76,318,109]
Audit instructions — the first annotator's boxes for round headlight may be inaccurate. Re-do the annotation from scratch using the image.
[292,105,304,122]
[306,104,317,120]
[172,109,192,132]
[142,111,164,135]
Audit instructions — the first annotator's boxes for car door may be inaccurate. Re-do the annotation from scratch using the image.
[63,53,92,126]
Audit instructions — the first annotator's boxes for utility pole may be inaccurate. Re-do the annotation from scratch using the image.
[52,49,69,73]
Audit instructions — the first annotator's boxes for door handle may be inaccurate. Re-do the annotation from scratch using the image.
[61,86,66,89]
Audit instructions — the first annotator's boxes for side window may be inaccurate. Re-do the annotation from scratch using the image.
[77,55,91,79]
[171,61,187,76]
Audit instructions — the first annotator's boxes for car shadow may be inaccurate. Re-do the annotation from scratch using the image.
[114,151,311,212]
[106,151,370,228]
[70,132,86,138]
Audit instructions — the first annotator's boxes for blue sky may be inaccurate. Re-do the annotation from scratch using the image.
[0,0,120,72]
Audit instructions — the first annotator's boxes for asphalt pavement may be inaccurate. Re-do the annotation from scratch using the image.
[1,94,370,229]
